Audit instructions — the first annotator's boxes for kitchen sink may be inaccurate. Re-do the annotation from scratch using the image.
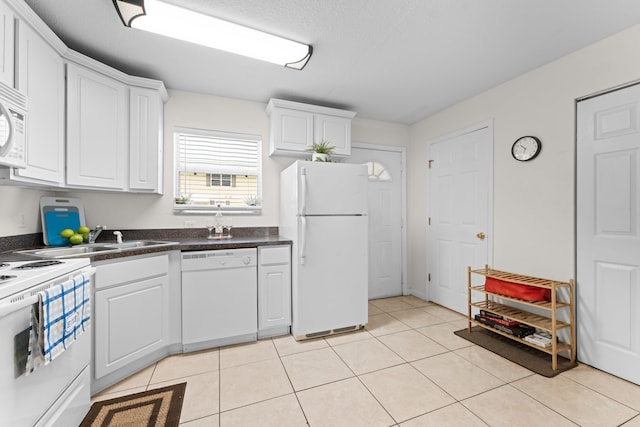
[17,240,177,259]
[102,240,173,249]
[21,245,115,258]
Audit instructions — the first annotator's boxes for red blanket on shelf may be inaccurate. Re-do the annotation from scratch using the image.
[484,277,551,302]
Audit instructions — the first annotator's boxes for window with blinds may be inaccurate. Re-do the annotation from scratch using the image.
[174,127,262,213]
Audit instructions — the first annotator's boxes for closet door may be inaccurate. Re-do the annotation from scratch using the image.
[577,84,640,385]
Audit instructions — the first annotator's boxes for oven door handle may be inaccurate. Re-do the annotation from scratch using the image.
[0,266,96,318]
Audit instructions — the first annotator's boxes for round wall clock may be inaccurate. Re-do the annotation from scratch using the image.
[511,136,541,162]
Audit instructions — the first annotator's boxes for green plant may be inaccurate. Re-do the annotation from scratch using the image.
[313,156,332,162]
[309,140,335,155]
[175,194,190,204]
[244,195,260,206]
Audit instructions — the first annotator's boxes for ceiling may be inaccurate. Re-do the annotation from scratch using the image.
[23,0,640,124]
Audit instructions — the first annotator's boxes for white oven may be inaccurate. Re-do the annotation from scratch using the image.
[0,81,27,169]
[0,258,94,427]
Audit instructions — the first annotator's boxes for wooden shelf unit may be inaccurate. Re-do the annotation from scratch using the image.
[467,266,576,370]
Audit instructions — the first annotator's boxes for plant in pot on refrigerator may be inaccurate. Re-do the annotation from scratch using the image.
[309,140,335,162]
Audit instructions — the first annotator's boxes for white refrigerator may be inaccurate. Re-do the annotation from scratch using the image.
[280,160,368,339]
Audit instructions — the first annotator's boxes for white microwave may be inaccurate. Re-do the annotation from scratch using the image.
[0,81,26,169]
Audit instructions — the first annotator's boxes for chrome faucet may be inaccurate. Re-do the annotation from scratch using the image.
[113,231,123,244]
[88,225,106,243]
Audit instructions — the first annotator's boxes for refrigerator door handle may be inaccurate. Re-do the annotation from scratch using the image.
[300,167,307,216]
[300,216,306,265]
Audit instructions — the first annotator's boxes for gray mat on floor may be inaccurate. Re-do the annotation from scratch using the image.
[454,326,577,377]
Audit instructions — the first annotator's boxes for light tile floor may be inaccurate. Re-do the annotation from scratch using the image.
[93,296,640,426]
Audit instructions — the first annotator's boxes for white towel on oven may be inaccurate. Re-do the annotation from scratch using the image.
[25,272,91,375]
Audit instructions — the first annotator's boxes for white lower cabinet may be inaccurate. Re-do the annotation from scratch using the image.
[93,254,169,379]
[258,245,291,338]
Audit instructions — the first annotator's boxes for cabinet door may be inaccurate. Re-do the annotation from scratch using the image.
[129,87,163,193]
[270,107,314,155]
[66,63,127,189]
[314,113,352,156]
[258,265,291,330]
[258,246,291,331]
[14,20,64,185]
[94,274,169,379]
[0,2,14,87]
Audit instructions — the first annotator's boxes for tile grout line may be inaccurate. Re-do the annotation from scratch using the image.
[357,305,468,423]
[558,371,640,415]
[325,334,399,425]
[273,336,312,426]
[371,309,478,421]
[217,343,221,425]
[508,376,633,427]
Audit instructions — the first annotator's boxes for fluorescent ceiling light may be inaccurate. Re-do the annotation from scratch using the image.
[113,0,312,70]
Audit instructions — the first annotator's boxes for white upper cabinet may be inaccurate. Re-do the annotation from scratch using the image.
[129,87,163,193]
[66,63,128,190]
[269,106,314,153]
[0,0,168,193]
[314,113,352,156]
[0,1,14,87]
[65,55,167,193]
[266,98,356,158]
[12,19,65,185]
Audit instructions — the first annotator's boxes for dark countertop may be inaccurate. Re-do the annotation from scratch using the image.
[91,235,291,262]
[0,228,292,262]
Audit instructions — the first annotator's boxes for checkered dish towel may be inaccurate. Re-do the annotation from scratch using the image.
[26,272,91,375]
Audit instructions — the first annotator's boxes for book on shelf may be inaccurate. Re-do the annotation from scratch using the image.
[474,314,535,338]
[479,310,520,327]
[524,334,553,348]
[533,331,552,340]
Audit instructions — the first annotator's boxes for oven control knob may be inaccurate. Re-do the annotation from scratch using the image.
[242,256,251,265]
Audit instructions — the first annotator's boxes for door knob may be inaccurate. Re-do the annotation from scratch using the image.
[476,232,486,240]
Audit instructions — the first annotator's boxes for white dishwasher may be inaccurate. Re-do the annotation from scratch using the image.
[181,248,257,352]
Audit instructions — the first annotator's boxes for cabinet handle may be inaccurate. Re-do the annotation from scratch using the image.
[476,232,486,240]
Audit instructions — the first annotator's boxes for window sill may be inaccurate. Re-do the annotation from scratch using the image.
[173,204,262,215]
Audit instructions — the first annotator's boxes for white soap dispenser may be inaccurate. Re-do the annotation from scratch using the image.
[214,205,223,235]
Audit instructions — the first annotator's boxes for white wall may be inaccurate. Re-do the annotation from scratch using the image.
[0,186,50,236]
[0,91,409,237]
[407,24,640,296]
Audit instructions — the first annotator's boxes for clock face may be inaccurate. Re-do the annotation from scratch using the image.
[511,136,541,161]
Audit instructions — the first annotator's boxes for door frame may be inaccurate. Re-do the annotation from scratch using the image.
[425,119,495,302]
[351,142,408,296]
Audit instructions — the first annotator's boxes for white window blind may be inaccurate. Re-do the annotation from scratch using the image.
[174,127,262,213]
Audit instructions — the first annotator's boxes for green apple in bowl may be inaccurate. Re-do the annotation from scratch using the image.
[60,228,75,239]
[69,233,84,245]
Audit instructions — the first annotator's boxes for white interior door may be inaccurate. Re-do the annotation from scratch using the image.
[577,84,640,385]
[427,123,493,314]
[348,145,405,299]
